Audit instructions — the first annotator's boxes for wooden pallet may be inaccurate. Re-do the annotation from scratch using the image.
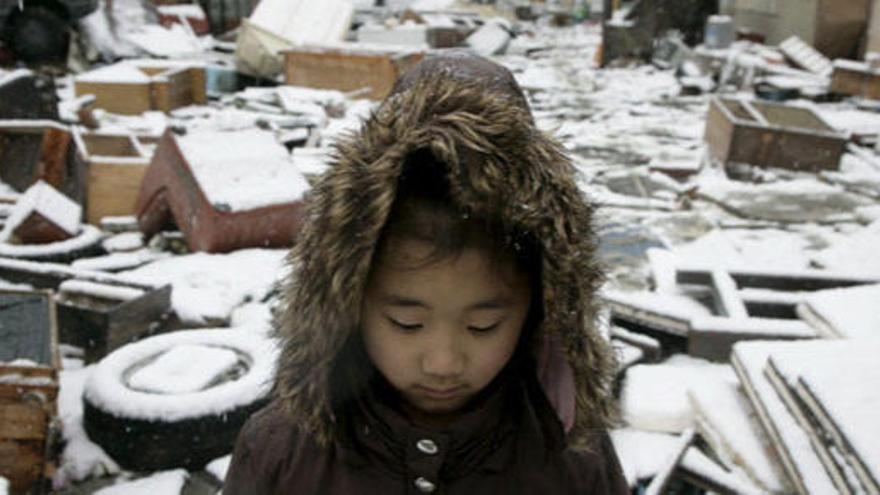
[0,289,60,495]
[704,96,847,172]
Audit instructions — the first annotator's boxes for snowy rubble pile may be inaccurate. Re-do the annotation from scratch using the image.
[2,3,880,494]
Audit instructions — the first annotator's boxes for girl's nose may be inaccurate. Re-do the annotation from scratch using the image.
[421,333,465,379]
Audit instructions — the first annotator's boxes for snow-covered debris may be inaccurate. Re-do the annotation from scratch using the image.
[767,340,880,494]
[55,365,120,486]
[0,181,82,245]
[121,249,287,325]
[71,249,171,273]
[797,284,880,339]
[94,469,188,495]
[620,355,737,433]
[102,232,144,252]
[59,279,146,303]
[174,129,310,212]
[688,381,789,492]
[0,225,103,260]
[611,428,680,486]
[732,342,837,494]
[811,219,880,273]
[679,447,764,494]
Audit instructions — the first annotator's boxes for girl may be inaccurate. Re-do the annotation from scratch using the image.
[224,52,627,494]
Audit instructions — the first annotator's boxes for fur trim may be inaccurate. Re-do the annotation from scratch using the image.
[274,66,616,446]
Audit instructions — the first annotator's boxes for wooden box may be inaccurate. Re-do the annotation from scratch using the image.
[282,44,424,100]
[74,61,207,115]
[704,97,848,173]
[0,290,60,495]
[830,59,880,100]
[72,129,156,225]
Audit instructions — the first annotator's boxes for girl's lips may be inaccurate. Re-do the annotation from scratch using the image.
[416,385,465,400]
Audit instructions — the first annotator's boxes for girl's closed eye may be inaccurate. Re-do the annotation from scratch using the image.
[386,315,423,331]
[468,320,504,334]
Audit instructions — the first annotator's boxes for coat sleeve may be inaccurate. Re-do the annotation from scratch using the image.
[223,412,277,495]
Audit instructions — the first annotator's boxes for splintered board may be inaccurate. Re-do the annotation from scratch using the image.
[704,97,847,172]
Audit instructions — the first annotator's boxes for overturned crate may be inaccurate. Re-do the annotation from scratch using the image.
[135,128,309,253]
[74,60,207,115]
[0,289,60,495]
[72,128,157,225]
[0,257,172,363]
[830,59,880,100]
[0,121,86,206]
[282,44,424,100]
[704,96,848,172]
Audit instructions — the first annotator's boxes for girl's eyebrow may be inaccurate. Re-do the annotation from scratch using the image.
[380,293,512,311]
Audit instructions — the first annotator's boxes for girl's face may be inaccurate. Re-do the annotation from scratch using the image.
[361,237,531,427]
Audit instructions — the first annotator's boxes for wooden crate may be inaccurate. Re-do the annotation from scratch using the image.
[73,129,154,225]
[0,290,60,495]
[0,121,86,207]
[830,59,880,100]
[704,97,847,172]
[74,62,207,115]
[282,44,424,100]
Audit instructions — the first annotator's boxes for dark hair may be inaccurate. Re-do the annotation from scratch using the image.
[328,151,544,442]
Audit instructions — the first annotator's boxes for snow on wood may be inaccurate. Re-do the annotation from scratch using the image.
[249,0,353,46]
[357,23,430,48]
[620,355,737,434]
[644,428,694,495]
[59,280,146,303]
[128,344,239,394]
[174,129,310,212]
[611,428,680,487]
[812,220,880,274]
[767,340,880,493]
[732,342,838,494]
[0,181,82,245]
[93,469,188,495]
[688,381,789,492]
[796,284,880,339]
[679,447,764,494]
[0,256,161,292]
[466,19,512,57]
[71,250,170,273]
[602,289,709,337]
[83,329,276,422]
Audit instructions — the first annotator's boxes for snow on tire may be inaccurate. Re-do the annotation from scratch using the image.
[82,328,276,471]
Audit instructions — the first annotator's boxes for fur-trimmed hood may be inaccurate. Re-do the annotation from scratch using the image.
[274,52,616,446]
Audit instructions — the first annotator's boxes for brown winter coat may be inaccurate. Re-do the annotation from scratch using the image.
[224,52,627,494]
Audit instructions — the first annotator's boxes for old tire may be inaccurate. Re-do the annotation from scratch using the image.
[6,6,70,63]
[82,329,276,471]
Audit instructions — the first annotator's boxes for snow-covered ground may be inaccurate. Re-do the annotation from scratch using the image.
[2,10,880,495]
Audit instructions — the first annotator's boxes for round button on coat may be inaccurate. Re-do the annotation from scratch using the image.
[416,438,439,455]
[414,477,437,493]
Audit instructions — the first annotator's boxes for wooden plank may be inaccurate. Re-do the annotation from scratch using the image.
[74,81,153,115]
[0,439,46,494]
[284,47,424,100]
[0,403,48,440]
[87,161,150,224]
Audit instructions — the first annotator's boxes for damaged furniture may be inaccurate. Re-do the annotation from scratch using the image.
[72,128,158,225]
[0,289,60,495]
[0,121,86,207]
[282,44,424,100]
[704,97,848,173]
[74,60,207,115]
[135,129,309,253]
[0,257,172,363]
[830,59,880,100]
